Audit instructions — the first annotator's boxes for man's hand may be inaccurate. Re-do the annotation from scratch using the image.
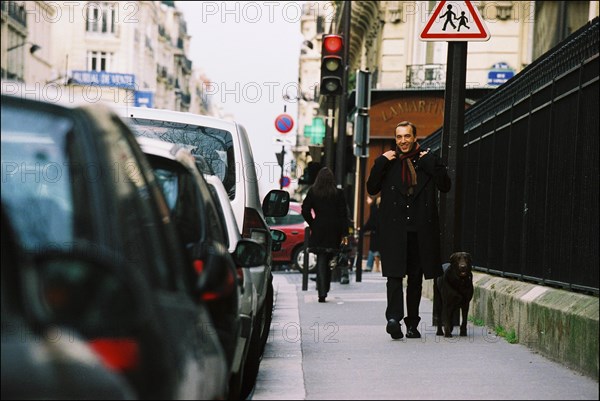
[383,150,396,160]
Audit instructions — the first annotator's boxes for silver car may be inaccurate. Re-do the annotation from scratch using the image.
[203,174,258,399]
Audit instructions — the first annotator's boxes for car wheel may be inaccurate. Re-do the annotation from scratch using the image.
[293,245,317,273]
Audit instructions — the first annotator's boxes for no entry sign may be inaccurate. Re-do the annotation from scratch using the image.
[275,113,294,134]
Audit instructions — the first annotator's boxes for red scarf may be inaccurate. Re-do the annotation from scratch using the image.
[398,143,421,193]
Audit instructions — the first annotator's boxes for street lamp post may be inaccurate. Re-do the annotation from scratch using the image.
[4,41,41,80]
[7,42,41,53]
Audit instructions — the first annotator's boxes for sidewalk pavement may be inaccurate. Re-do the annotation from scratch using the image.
[252,271,598,400]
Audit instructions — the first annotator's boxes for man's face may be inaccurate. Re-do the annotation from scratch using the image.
[395,125,416,154]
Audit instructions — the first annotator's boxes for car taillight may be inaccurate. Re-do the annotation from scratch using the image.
[242,207,266,240]
[89,338,140,372]
[193,259,204,274]
[201,267,235,301]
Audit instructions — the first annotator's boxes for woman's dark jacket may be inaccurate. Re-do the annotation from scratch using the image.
[366,152,451,279]
[362,201,380,252]
[301,188,349,251]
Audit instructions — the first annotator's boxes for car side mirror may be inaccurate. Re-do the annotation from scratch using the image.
[262,189,289,217]
[270,229,287,252]
[232,238,267,267]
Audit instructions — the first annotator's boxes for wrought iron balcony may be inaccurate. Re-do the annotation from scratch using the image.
[406,64,446,88]
[2,1,27,27]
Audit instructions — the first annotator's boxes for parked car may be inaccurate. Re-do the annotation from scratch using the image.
[116,106,290,395]
[267,202,317,273]
[1,93,230,399]
[136,137,271,399]
[203,173,285,399]
[1,204,136,400]
[136,136,241,372]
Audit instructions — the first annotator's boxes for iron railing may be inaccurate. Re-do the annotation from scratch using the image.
[421,17,599,295]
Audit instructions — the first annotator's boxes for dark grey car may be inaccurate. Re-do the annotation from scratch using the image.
[1,94,229,399]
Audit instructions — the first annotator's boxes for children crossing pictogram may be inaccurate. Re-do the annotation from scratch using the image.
[420,1,490,41]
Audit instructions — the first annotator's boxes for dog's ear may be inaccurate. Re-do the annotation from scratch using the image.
[449,252,458,264]
[465,252,472,265]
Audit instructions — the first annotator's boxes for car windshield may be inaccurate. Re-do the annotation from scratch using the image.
[1,104,74,250]
[125,118,236,199]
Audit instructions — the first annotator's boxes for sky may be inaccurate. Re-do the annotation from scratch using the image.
[175,1,305,196]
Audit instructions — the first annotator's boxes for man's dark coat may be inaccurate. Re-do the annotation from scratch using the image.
[366,151,451,279]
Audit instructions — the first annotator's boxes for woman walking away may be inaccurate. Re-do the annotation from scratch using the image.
[302,167,350,303]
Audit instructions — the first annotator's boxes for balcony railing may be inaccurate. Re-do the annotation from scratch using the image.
[2,1,27,27]
[406,64,446,88]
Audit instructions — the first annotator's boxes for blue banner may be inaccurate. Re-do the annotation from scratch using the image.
[71,71,136,89]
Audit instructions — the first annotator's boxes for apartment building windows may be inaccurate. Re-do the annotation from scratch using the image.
[87,51,112,72]
[86,2,116,34]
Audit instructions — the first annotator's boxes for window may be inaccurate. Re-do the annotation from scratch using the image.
[101,129,175,289]
[316,16,324,34]
[87,51,112,72]
[126,118,236,199]
[86,2,117,34]
[1,105,75,250]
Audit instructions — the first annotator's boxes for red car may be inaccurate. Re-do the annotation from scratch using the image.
[267,202,317,272]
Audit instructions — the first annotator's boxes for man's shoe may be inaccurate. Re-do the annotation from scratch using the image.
[318,296,326,303]
[386,319,404,339]
[405,326,421,339]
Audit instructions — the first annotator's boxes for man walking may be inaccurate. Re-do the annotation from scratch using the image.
[366,121,451,339]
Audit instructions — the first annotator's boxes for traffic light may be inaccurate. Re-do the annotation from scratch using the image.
[320,34,345,96]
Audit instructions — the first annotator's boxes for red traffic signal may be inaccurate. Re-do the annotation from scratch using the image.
[320,34,345,96]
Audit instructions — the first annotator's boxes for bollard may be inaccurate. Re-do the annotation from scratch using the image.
[302,226,309,291]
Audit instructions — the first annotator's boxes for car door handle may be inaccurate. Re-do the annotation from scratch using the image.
[291,231,299,235]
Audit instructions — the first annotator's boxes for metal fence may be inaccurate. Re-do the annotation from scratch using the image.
[421,17,599,295]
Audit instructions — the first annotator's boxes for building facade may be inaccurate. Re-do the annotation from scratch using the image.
[295,0,599,210]
[0,1,217,115]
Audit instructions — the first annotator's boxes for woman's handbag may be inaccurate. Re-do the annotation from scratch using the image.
[329,236,350,270]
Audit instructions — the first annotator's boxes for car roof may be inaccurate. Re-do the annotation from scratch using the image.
[136,136,198,172]
[1,80,115,110]
[113,105,238,132]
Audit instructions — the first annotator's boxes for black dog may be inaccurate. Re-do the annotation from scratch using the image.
[433,252,474,337]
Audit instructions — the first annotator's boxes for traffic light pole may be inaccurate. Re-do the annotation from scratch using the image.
[324,97,336,171]
[355,155,367,283]
[335,2,351,188]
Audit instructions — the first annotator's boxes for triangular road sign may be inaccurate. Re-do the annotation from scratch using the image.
[420,1,490,41]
